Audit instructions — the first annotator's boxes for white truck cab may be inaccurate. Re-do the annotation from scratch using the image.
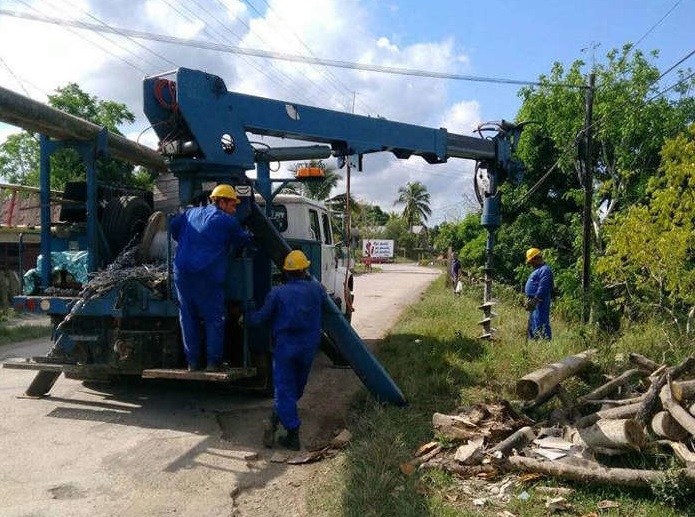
[256,194,354,320]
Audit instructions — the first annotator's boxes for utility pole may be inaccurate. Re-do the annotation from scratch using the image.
[581,73,595,324]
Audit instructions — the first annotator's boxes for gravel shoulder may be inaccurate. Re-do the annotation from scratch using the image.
[0,263,441,517]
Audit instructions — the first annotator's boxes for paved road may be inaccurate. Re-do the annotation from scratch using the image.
[0,263,441,517]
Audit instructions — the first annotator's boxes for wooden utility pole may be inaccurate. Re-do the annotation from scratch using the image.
[581,73,595,324]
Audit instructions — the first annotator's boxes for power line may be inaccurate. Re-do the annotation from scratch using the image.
[0,8,543,87]
[633,0,682,49]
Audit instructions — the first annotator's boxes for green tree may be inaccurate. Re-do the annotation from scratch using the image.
[0,83,146,190]
[394,181,431,229]
[596,124,695,327]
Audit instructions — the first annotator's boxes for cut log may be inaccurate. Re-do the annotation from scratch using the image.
[502,456,695,488]
[651,411,689,441]
[583,395,645,407]
[489,426,536,456]
[575,369,648,406]
[662,441,695,468]
[432,412,484,441]
[659,382,695,438]
[574,402,642,429]
[577,419,646,451]
[628,353,660,372]
[672,380,695,402]
[635,356,695,428]
[516,349,596,401]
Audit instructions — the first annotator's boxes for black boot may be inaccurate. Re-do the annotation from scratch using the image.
[263,412,279,448]
[278,427,300,451]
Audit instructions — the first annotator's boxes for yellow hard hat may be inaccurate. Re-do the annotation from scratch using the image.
[283,250,311,271]
[525,247,541,264]
[210,184,240,203]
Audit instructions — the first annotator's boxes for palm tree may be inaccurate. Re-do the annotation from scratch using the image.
[394,181,431,229]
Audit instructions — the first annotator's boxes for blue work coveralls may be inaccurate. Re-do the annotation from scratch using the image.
[524,263,554,339]
[248,277,327,431]
[170,204,251,368]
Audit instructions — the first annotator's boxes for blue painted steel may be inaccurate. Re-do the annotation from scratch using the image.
[321,297,406,406]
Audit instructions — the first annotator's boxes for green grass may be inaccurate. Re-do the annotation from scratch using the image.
[0,319,51,346]
[308,277,695,517]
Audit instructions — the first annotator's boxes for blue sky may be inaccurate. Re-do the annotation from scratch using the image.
[0,0,693,224]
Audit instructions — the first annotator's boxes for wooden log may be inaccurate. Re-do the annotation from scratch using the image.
[628,352,660,372]
[659,382,695,438]
[584,395,645,407]
[502,455,695,488]
[651,411,689,441]
[690,402,695,418]
[575,402,642,429]
[432,412,483,441]
[672,380,695,402]
[516,349,596,401]
[489,426,536,456]
[577,419,646,451]
[635,356,695,428]
[576,369,648,406]
[662,441,695,468]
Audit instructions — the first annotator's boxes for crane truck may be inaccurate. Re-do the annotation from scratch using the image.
[1,68,523,404]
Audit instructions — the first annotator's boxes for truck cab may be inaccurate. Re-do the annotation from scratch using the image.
[259,194,353,321]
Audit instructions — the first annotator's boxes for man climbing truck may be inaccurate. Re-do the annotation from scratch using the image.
[1,68,523,406]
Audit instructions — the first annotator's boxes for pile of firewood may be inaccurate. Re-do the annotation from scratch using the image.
[408,350,695,489]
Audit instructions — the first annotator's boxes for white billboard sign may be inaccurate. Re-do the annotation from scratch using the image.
[362,239,394,259]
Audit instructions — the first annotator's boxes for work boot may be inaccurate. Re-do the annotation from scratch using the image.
[278,427,301,451]
[263,412,279,448]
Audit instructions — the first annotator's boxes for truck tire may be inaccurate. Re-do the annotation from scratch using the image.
[101,196,153,258]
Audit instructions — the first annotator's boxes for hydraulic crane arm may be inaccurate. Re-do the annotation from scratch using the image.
[143,68,498,173]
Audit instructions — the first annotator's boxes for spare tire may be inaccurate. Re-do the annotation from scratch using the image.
[101,196,153,258]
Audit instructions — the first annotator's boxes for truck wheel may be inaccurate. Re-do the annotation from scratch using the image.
[101,196,153,258]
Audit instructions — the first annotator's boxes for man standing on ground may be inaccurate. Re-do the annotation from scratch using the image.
[249,250,327,451]
[524,247,554,340]
[170,184,252,372]
[450,252,461,291]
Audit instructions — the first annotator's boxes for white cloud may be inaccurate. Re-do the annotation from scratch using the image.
[0,0,486,222]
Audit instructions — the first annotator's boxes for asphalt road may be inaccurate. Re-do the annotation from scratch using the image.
[0,263,441,517]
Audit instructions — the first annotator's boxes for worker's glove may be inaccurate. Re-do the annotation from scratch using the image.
[523,297,539,312]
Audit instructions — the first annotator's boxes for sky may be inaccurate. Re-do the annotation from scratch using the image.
[0,0,693,225]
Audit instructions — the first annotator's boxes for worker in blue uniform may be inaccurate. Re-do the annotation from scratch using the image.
[524,248,554,339]
[248,250,327,451]
[170,184,252,372]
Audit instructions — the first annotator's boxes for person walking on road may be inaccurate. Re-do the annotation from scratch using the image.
[523,247,554,340]
[248,250,328,451]
[170,184,252,372]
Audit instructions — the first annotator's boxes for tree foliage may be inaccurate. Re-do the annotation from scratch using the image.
[394,181,431,228]
[0,83,147,191]
[597,124,695,326]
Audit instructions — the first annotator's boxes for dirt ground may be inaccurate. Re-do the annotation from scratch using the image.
[0,263,440,517]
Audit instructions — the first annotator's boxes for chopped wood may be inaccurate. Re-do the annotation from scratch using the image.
[690,402,695,418]
[574,402,642,429]
[651,411,689,441]
[628,353,660,373]
[672,380,695,402]
[501,455,695,488]
[634,356,695,428]
[583,395,645,407]
[575,369,648,406]
[454,442,484,465]
[576,419,646,451]
[661,440,695,468]
[489,426,536,456]
[414,441,440,458]
[432,412,485,441]
[517,349,596,401]
[419,457,497,477]
[659,381,695,438]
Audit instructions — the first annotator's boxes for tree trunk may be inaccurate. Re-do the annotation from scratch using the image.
[576,419,646,451]
[628,353,660,372]
[575,402,642,429]
[672,380,695,402]
[635,356,695,428]
[516,349,596,401]
[659,382,695,438]
[575,368,647,406]
[502,456,695,488]
[651,411,689,441]
[489,426,536,456]
[432,413,482,441]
